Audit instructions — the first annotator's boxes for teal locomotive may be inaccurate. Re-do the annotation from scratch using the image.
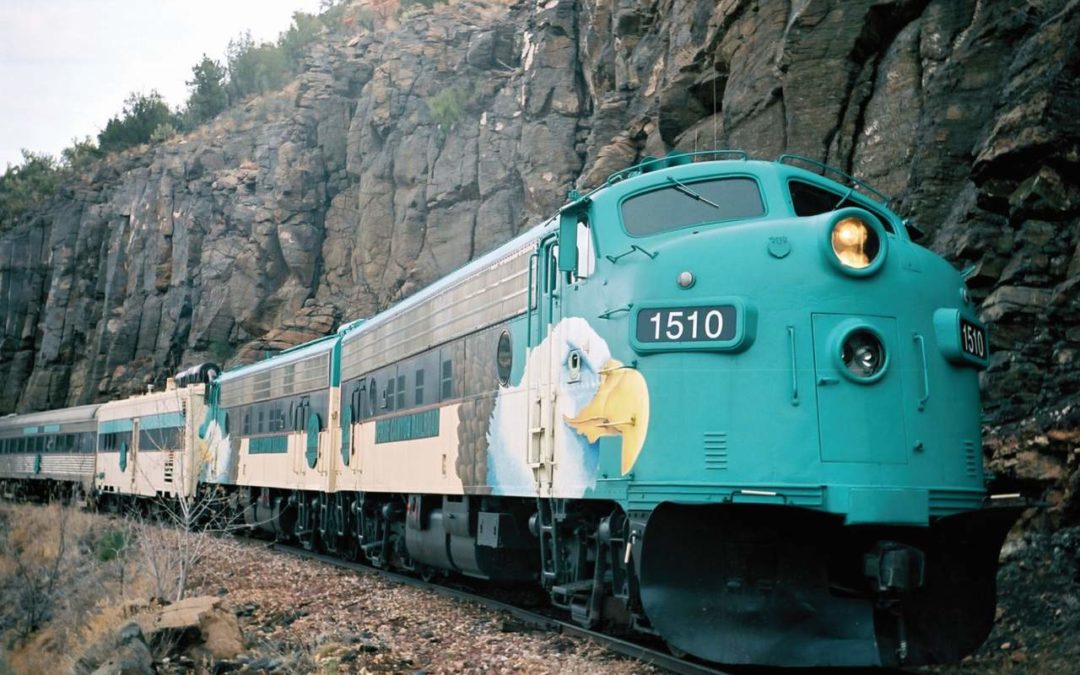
[0,152,1019,666]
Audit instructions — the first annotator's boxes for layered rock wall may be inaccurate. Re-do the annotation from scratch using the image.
[1,0,1077,517]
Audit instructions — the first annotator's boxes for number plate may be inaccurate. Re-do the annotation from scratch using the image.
[959,318,987,360]
[636,305,737,344]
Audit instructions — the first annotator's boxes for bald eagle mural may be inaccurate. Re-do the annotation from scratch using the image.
[485,317,650,497]
[196,415,238,484]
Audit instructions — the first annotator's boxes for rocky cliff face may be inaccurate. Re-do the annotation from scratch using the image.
[1,0,1077,517]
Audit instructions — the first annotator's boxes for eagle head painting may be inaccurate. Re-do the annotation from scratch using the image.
[486,317,650,497]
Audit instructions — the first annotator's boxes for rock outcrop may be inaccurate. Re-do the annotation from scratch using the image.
[1,0,1077,517]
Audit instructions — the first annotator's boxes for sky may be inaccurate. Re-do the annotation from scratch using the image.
[0,0,323,170]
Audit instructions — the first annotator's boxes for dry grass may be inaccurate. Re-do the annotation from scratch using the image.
[0,503,183,674]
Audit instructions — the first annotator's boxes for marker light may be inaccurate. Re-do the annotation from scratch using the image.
[831,217,879,269]
[842,330,885,379]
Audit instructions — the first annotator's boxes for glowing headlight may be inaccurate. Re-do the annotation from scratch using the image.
[841,330,885,379]
[831,217,880,269]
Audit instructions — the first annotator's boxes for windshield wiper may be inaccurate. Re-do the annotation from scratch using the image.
[667,176,720,210]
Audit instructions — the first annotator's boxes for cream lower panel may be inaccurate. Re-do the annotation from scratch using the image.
[234,433,333,493]
[129,451,185,498]
[337,403,465,495]
[296,430,335,492]
[95,451,133,493]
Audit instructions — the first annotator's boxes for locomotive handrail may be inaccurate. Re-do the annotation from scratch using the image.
[776,154,892,205]
[787,326,800,407]
[913,333,931,411]
[605,149,748,186]
[605,244,658,264]
[598,303,633,320]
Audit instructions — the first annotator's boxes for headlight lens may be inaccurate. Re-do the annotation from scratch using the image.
[842,330,885,379]
[831,217,880,269]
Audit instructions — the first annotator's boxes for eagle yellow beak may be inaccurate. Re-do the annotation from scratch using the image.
[564,359,650,474]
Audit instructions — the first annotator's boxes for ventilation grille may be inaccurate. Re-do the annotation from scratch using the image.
[964,440,977,478]
[704,432,728,470]
[163,452,175,483]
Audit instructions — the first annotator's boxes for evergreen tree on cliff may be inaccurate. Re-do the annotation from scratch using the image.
[98,91,174,153]
[185,55,228,125]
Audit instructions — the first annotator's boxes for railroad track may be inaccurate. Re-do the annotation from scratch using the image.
[270,542,731,675]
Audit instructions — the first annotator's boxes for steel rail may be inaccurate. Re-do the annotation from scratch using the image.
[270,542,731,675]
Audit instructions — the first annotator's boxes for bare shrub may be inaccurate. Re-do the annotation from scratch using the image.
[132,490,244,603]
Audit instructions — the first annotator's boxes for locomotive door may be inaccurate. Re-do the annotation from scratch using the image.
[526,238,562,494]
[811,314,907,464]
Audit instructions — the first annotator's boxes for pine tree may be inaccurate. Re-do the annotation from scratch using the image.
[184,55,228,125]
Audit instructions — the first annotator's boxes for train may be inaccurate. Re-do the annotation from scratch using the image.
[0,151,1022,667]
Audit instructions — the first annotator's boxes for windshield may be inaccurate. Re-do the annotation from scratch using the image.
[621,177,765,237]
[788,179,894,233]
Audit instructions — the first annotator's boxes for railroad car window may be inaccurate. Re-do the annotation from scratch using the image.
[441,360,454,401]
[788,180,894,233]
[243,411,251,435]
[257,409,265,434]
[223,413,230,435]
[547,244,559,291]
[351,382,364,419]
[140,427,182,450]
[310,391,328,423]
[621,177,764,237]
[415,370,425,406]
[383,377,395,411]
[574,221,595,280]
[396,374,406,410]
